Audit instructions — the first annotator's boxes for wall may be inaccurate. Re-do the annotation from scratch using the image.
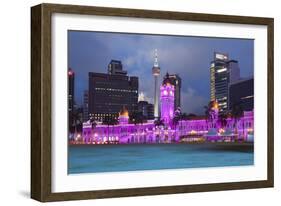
[0,0,280,205]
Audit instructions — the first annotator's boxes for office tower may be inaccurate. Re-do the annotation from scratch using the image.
[88,61,138,122]
[137,101,155,120]
[146,103,154,120]
[210,52,240,113]
[83,90,89,122]
[108,59,127,75]
[163,73,181,111]
[229,77,254,111]
[152,49,160,118]
[228,60,240,83]
[68,69,75,131]
[160,78,175,125]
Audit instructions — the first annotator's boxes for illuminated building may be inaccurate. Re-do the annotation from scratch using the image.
[160,77,175,125]
[163,73,181,111]
[88,60,138,122]
[118,107,129,125]
[152,49,160,118]
[82,79,254,144]
[210,52,240,113]
[82,109,254,144]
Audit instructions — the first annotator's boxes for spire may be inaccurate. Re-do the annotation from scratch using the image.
[154,49,159,67]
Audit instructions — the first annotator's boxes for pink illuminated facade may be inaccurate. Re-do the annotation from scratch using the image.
[79,78,254,145]
[81,110,253,144]
[160,82,175,125]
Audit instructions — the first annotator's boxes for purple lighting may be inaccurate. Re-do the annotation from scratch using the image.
[77,76,254,145]
[160,82,175,125]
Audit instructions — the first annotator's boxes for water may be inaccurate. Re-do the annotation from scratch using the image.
[68,143,254,174]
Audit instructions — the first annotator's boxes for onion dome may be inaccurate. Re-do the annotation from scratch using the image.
[163,72,172,85]
[210,100,219,110]
[119,106,129,117]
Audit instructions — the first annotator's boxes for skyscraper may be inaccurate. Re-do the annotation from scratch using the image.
[83,90,89,122]
[108,60,127,76]
[163,73,181,111]
[229,77,254,111]
[137,101,155,120]
[152,49,160,118]
[89,61,138,122]
[210,52,240,113]
[68,69,75,131]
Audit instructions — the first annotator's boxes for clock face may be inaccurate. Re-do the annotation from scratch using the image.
[163,90,168,96]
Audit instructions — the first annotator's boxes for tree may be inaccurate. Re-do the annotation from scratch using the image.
[186,113,197,120]
[172,111,181,129]
[71,110,83,134]
[180,113,188,121]
[154,117,165,127]
[204,101,217,128]
[153,117,165,143]
[204,102,212,123]
[231,103,244,139]
[89,117,97,129]
[218,112,228,129]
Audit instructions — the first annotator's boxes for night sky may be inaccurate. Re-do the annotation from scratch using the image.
[68,31,254,115]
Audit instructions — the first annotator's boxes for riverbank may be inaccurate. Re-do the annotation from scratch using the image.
[69,141,253,149]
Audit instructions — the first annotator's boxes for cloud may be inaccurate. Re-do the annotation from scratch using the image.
[68,31,253,114]
[181,87,209,115]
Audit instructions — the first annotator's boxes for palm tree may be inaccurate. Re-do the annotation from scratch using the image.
[172,114,180,129]
[154,117,165,127]
[154,117,164,143]
[172,115,180,142]
[71,110,83,134]
[180,113,188,120]
[231,103,244,140]
[218,112,228,129]
[204,102,212,123]
[90,117,97,129]
[186,113,197,120]
[89,117,97,143]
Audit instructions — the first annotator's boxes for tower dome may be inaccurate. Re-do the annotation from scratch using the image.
[163,72,172,85]
[119,106,129,117]
[119,106,129,124]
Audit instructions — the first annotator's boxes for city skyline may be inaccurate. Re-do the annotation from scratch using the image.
[68,31,254,115]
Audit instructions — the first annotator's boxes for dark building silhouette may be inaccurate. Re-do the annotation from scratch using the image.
[68,69,75,131]
[89,61,138,121]
[83,90,89,122]
[108,60,127,76]
[162,73,181,112]
[229,77,254,111]
[137,101,154,120]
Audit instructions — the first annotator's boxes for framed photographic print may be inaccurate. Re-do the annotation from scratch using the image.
[31,3,274,202]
